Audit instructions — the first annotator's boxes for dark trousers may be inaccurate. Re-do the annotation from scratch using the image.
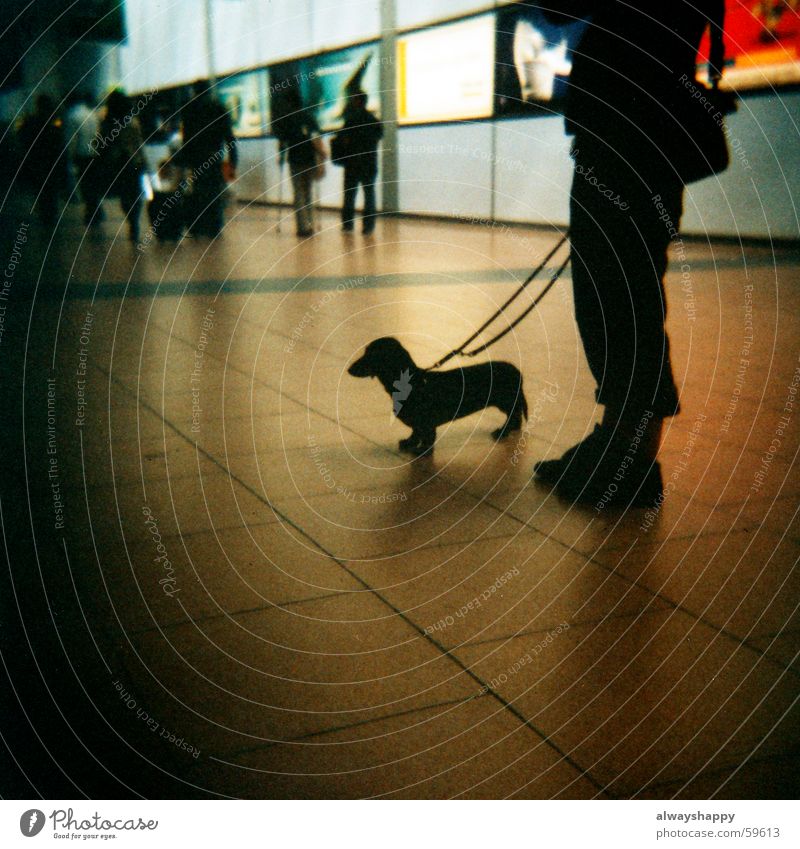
[75,156,103,224]
[186,165,225,237]
[569,140,683,419]
[342,169,376,232]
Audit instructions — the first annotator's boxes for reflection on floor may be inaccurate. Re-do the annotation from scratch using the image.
[1,203,798,799]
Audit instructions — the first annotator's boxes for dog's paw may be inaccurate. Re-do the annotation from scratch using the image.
[399,437,433,457]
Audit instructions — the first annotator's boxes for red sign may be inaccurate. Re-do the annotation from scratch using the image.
[699,1,800,89]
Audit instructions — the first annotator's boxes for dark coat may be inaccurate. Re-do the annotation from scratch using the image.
[542,1,723,154]
[177,95,237,173]
[273,108,320,172]
[340,105,382,177]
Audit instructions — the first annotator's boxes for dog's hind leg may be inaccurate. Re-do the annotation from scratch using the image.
[491,398,526,441]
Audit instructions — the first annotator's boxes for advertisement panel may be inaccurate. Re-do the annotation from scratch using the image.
[396,14,496,125]
[216,70,269,137]
[269,43,381,134]
[494,2,587,117]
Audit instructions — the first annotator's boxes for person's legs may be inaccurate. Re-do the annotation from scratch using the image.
[188,167,224,237]
[569,148,681,425]
[301,173,314,234]
[37,185,59,228]
[292,170,313,236]
[119,172,143,241]
[534,143,683,505]
[341,169,358,231]
[77,157,104,225]
[362,176,376,234]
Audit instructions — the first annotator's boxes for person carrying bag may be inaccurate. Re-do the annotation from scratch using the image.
[532,1,734,508]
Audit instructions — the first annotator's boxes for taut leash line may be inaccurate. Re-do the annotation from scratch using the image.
[429,232,570,369]
[459,251,571,359]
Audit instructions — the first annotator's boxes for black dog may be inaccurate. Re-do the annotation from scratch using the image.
[348,337,528,455]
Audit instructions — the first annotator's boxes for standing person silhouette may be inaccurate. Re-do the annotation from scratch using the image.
[273,88,321,238]
[18,95,68,228]
[532,1,727,508]
[97,90,146,242]
[65,92,104,226]
[339,92,383,235]
[177,81,237,238]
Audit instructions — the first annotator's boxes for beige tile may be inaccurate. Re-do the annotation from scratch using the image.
[272,479,524,561]
[748,629,800,675]
[87,466,281,537]
[120,593,479,751]
[592,528,800,639]
[204,696,600,799]
[637,755,800,799]
[485,480,715,557]
[347,533,666,649]
[455,609,800,795]
[192,411,379,460]
[74,520,364,634]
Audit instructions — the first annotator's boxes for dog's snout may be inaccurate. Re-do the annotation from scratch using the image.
[348,355,370,377]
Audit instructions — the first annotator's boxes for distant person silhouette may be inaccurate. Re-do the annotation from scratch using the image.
[96,90,146,242]
[338,92,382,235]
[65,92,104,226]
[532,1,727,508]
[176,81,237,238]
[273,89,321,238]
[18,95,68,228]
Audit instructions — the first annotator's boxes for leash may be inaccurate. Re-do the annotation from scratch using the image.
[429,232,570,369]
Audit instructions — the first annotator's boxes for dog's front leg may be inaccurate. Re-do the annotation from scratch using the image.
[412,426,435,456]
[398,434,417,452]
[399,426,435,456]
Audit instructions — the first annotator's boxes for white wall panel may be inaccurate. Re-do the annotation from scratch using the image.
[493,115,572,226]
[684,92,800,240]
[211,0,269,76]
[120,0,208,91]
[216,0,314,69]
[120,1,800,240]
[311,0,381,51]
[232,137,271,202]
[397,123,493,217]
[396,0,494,31]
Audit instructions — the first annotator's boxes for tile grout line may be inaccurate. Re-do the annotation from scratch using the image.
[208,694,490,763]
[128,589,364,638]
[99,366,609,795]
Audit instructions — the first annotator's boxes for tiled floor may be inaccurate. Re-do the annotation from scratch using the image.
[1,200,798,799]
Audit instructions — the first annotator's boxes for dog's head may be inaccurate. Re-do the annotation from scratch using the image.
[348,337,415,379]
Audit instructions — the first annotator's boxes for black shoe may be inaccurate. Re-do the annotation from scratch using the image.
[535,423,664,509]
[533,424,611,485]
[555,458,664,510]
[342,224,354,233]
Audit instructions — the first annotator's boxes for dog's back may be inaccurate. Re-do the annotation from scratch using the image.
[408,361,526,427]
[348,336,528,452]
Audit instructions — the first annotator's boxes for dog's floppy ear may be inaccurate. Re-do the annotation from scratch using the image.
[348,337,411,378]
[348,346,375,377]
